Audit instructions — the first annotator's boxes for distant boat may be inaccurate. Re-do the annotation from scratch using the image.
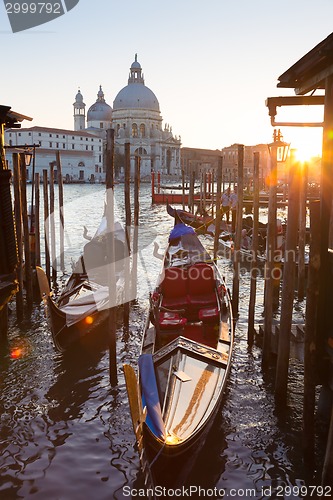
[124,222,234,487]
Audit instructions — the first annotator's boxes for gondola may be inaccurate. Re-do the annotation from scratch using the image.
[124,222,234,487]
[37,216,126,352]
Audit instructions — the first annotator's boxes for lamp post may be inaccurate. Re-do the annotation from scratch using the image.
[262,129,290,369]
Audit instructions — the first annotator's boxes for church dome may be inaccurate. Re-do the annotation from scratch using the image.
[113,55,160,112]
[87,86,112,122]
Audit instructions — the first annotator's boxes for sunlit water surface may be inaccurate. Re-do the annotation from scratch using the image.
[0,183,312,499]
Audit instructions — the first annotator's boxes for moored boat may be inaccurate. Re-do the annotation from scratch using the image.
[124,222,234,487]
[37,215,126,352]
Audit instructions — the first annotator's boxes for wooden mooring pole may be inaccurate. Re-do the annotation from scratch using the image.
[43,169,51,284]
[214,157,222,260]
[131,155,140,300]
[248,152,260,345]
[262,145,278,369]
[19,153,33,310]
[56,151,65,272]
[298,161,308,300]
[232,144,244,318]
[275,162,300,404]
[49,162,57,284]
[35,173,41,268]
[124,142,131,327]
[105,128,118,386]
[12,153,24,320]
[303,200,321,475]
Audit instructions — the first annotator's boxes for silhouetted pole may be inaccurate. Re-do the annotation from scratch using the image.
[105,128,117,386]
[56,151,65,272]
[232,144,244,318]
[214,157,222,259]
[181,168,185,210]
[43,169,51,284]
[262,144,278,369]
[303,200,320,476]
[49,162,57,283]
[132,155,140,300]
[124,142,131,327]
[13,154,24,320]
[275,162,300,404]
[248,152,260,345]
[20,153,33,310]
[298,161,308,300]
[35,173,41,267]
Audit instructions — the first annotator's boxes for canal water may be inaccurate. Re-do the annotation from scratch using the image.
[0,183,316,499]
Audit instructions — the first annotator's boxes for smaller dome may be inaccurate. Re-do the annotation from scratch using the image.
[87,85,112,122]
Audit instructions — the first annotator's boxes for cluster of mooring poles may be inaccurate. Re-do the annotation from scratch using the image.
[104,131,141,386]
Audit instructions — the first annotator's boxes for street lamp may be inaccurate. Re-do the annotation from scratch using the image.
[268,129,290,163]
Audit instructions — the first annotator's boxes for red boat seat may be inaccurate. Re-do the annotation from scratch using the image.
[187,263,217,307]
[199,306,219,323]
[159,311,187,330]
[161,267,188,309]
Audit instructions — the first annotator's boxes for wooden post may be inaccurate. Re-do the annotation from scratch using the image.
[189,168,195,212]
[49,162,57,283]
[232,145,244,318]
[43,169,51,284]
[303,201,321,475]
[298,161,308,300]
[56,151,65,272]
[181,168,185,210]
[35,173,41,267]
[13,154,24,320]
[132,155,140,300]
[322,405,333,486]
[211,170,215,218]
[105,128,118,386]
[248,152,260,345]
[19,153,33,310]
[275,162,300,403]
[151,170,155,203]
[262,146,278,369]
[124,142,131,327]
[214,158,223,259]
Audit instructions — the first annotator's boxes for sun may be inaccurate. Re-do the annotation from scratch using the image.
[293,143,320,163]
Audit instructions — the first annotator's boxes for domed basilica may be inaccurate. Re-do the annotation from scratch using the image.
[73,55,181,177]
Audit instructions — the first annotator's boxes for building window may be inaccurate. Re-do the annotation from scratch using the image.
[80,137,83,140]
[63,144,65,148]
[140,124,146,137]
[99,155,102,163]
[86,145,88,150]
[39,133,41,136]
[56,134,59,138]
[99,146,101,152]
[91,146,94,151]
[86,138,88,141]
[9,133,12,137]
[39,141,41,146]
[63,135,65,139]
[49,142,52,147]
[132,123,138,138]
[72,144,75,150]
[100,122,103,129]
[56,143,59,148]
[49,134,52,137]
[18,132,21,136]
[28,132,31,136]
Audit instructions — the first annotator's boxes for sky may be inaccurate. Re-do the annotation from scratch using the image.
[1,0,333,157]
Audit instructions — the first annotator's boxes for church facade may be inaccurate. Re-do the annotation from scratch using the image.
[73,55,182,178]
[5,55,181,182]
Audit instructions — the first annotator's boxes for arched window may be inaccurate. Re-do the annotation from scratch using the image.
[132,123,138,137]
[140,123,146,137]
[135,147,147,155]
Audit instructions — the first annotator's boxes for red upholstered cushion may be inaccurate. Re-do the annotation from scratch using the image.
[189,293,217,307]
[161,267,187,298]
[188,263,216,296]
[199,307,219,322]
[159,311,187,330]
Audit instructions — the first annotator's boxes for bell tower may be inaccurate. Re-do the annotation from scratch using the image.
[73,89,86,131]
